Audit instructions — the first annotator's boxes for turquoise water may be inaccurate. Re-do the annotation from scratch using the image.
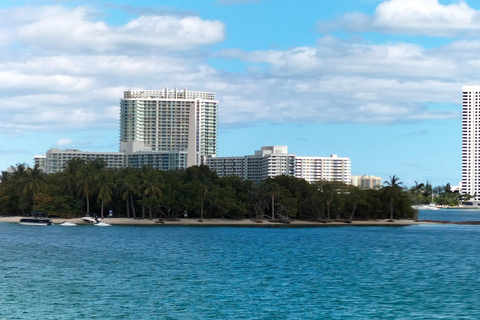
[419,208,480,222]
[2,214,480,319]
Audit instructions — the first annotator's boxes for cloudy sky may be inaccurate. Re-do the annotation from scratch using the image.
[1,0,477,187]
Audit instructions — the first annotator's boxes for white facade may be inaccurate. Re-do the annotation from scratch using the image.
[36,148,192,174]
[206,146,295,183]
[462,86,480,199]
[295,154,351,184]
[120,88,218,167]
[207,146,351,184]
[39,148,126,174]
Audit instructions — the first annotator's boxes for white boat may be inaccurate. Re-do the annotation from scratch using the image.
[59,221,77,226]
[94,221,111,227]
[419,203,440,210]
[19,218,53,226]
[82,213,101,224]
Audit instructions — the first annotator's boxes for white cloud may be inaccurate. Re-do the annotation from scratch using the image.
[1,6,225,53]
[323,0,480,37]
[0,3,471,138]
[56,139,72,146]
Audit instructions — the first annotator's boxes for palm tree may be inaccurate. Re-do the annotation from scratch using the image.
[140,167,163,219]
[347,185,363,222]
[258,180,280,220]
[60,158,85,197]
[117,168,140,219]
[77,163,97,214]
[97,172,115,219]
[23,165,47,210]
[316,180,335,220]
[10,163,29,215]
[413,181,425,206]
[383,175,403,222]
[251,185,269,221]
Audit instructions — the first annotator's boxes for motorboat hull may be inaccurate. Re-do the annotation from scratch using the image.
[19,218,53,226]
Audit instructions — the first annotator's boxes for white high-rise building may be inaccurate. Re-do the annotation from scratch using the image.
[462,85,480,199]
[120,88,218,166]
[35,87,218,174]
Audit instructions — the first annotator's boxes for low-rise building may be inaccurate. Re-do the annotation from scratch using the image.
[207,146,351,184]
[351,175,382,189]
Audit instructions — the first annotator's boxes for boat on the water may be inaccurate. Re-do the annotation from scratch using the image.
[419,203,440,210]
[94,221,111,227]
[19,218,53,226]
[82,213,101,224]
[59,221,77,226]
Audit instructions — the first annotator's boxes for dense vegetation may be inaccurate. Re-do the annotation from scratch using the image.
[408,181,467,207]
[0,159,418,221]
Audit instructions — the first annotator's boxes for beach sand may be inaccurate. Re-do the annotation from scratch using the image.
[1,216,424,226]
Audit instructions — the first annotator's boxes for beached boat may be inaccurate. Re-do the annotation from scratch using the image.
[59,221,77,226]
[19,218,53,226]
[94,221,111,227]
[82,213,101,224]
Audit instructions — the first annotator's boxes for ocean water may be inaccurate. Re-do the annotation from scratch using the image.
[2,212,480,319]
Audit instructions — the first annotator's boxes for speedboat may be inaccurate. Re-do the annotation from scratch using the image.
[59,221,77,226]
[19,218,53,226]
[82,213,101,224]
[94,221,111,227]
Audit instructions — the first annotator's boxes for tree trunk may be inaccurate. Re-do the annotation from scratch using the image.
[130,194,136,218]
[389,197,394,221]
[142,204,145,219]
[149,205,152,220]
[200,192,205,221]
[126,198,130,218]
[101,200,104,219]
[326,200,331,220]
[271,194,275,220]
[349,201,357,221]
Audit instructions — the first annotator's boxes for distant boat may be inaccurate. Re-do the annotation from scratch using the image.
[19,218,53,226]
[59,221,77,226]
[419,204,440,211]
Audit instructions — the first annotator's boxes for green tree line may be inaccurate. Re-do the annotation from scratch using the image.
[408,181,467,207]
[0,159,416,221]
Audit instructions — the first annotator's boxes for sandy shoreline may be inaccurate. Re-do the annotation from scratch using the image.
[1,216,426,226]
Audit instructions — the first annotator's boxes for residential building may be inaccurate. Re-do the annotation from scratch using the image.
[462,85,480,199]
[295,154,351,184]
[120,88,218,167]
[35,87,218,174]
[207,146,351,184]
[351,175,382,189]
[206,146,295,183]
[40,148,126,174]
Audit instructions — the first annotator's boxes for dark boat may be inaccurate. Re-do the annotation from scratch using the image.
[19,218,53,226]
[19,212,53,226]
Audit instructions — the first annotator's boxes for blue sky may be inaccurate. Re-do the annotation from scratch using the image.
[1,0,478,187]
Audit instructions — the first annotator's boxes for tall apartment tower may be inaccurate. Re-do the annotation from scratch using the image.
[462,85,480,199]
[120,88,218,166]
